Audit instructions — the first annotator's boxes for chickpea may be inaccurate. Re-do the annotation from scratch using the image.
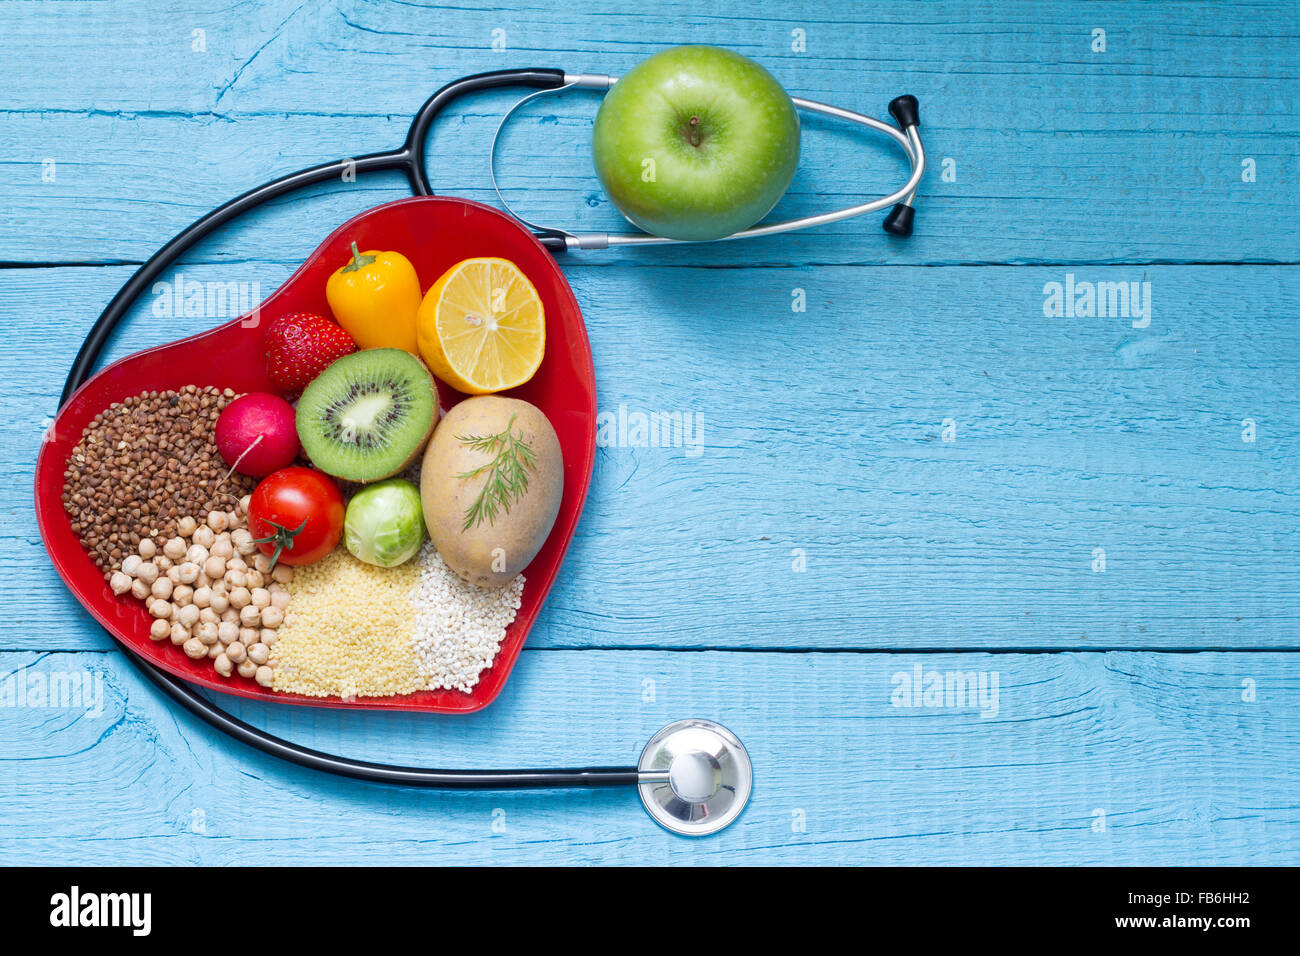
[225,569,247,590]
[182,637,206,660]
[238,659,258,679]
[165,623,185,645]
[259,628,278,646]
[270,589,291,610]
[185,545,209,566]
[151,577,173,600]
[149,619,170,641]
[225,641,247,663]
[226,556,248,574]
[165,565,182,584]
[137,538,157,560]
[155,555,173,572]
[231,528,256,555]
[172,584,194,607]
[204,556,227,580]
[253,553,272,574]
[271,563,294,585]
[238,494,252,515]
[176,515,198,537]
[250,587,271,609]
[196,622,220,645]
[149,598,172,619]
[163,537,187,561]
[259,606,284,629]
[245,570,266,590]
[211,537,234,559]
[207,642,223,660]
[121,554,143,577]
[238,627,259,645]
[218,621,239,645]
[195,571,211,589]
[214,654,233,677]
[135,561,159,585]
[178,604,201,628]
[181,562,203,585]
[254,665,274,688]
[209,593,231,615]
[220,607,240,624]
[246,642,270,665]
[239,604,262,627]
[199,607,219,624]
[192,525,216,548]
[207,510,229,533]
[131,579,151,601]
[193,586,212,609]
[229,587,252,610]
[110,571,132,595]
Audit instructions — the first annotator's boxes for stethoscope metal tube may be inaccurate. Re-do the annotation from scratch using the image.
[494,74,925,250]
[56,63,913,835]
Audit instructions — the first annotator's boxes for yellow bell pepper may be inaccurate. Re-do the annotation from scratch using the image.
[325,241,422,353]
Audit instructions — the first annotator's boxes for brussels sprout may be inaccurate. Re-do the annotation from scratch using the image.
[343,478,425,567]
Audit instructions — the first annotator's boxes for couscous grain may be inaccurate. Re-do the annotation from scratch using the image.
[271,549,424,700]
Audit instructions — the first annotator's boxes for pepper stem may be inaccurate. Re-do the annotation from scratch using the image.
[340,240,377,273]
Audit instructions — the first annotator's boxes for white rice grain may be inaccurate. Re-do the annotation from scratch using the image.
[409,540,524,693]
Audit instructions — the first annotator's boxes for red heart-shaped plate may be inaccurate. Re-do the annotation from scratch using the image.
[34,196,596,713]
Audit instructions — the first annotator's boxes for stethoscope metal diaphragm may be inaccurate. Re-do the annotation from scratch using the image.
[637,718,753,836]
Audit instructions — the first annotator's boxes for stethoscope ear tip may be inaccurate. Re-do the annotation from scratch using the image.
[882,202,915,237]
[888,94,921,129]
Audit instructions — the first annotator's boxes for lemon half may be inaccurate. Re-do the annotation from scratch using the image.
[417,257,545,394]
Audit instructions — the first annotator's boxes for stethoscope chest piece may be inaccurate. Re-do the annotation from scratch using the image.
[637,718,752,836]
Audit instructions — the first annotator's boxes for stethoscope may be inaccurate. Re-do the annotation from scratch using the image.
[61,68,924,837]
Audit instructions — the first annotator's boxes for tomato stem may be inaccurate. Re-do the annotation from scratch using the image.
[251,517,308,569]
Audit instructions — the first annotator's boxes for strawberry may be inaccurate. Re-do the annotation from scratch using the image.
[264,311,357,396]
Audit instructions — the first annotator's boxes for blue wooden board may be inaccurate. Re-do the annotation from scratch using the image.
[1,0,1297,864]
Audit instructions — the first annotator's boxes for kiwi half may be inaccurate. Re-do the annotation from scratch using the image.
[296,348,437,482]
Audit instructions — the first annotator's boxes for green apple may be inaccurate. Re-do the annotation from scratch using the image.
[592,45,800,242]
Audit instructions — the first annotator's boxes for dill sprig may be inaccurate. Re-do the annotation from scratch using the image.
[456,414,539,531]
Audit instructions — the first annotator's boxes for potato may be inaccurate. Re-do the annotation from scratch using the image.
[420,396,562,588]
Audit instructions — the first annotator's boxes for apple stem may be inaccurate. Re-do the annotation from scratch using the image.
[688,115,702,147]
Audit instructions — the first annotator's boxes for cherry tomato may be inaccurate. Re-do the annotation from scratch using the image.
[247,467,344,566]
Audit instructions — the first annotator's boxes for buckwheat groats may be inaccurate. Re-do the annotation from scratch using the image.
[62,386,257,576]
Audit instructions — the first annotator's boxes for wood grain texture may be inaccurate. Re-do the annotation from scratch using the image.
[1,649,1297,865]
[4,263,1296,651]
[2,0,1297,265]
[2,0,1297,864]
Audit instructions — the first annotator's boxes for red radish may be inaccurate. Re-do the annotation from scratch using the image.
[216,393,300,477]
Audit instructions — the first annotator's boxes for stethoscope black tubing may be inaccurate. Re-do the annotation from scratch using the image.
[59,67,641,789]
[61,68,572,408]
